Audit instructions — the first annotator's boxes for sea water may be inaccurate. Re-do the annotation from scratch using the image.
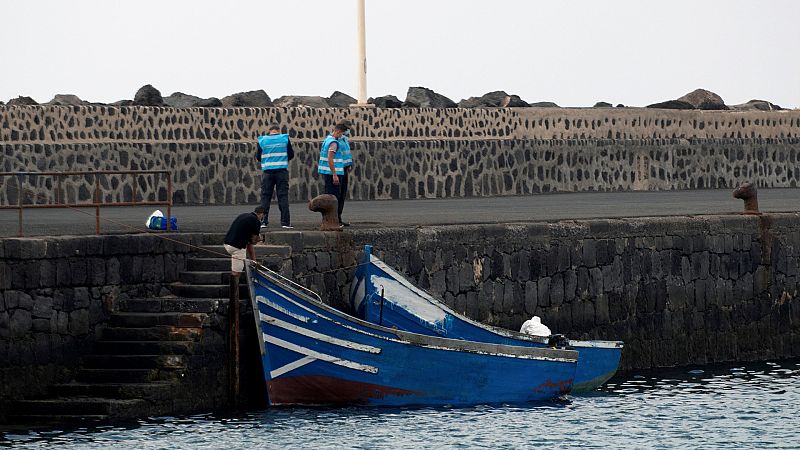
[3,359,799,449]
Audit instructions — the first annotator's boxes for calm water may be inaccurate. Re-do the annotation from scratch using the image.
[3,359,799,449]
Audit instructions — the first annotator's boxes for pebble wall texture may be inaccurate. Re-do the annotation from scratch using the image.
[0,234,198,406]
[2,106,800,205]
[267,214,800,371]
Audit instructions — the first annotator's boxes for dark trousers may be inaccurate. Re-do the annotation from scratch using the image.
[261,169,290,226]
[323,172,348,223]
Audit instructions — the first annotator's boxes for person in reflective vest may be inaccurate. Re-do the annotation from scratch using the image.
[318,122,352,227]
[256,123,294,229]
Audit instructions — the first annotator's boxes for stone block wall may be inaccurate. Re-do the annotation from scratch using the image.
[271,214,800,371]
[3,138,800,206]
[0,234,199,404]
[2,105,800,206]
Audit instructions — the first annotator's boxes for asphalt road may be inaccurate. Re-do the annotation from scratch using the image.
[1,189,798,237]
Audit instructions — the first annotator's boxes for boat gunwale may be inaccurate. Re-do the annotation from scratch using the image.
[248,262,579,364]
[367,253,623,349]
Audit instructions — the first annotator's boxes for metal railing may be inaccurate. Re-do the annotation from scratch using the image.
[0,170,172,236]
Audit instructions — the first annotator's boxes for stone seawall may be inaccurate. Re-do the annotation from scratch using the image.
[2,216,799,416]
[273,214,800,371]
[2,106,800,206]
[0,234,198,412]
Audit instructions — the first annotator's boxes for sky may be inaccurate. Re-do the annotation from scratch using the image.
[1,0,799,108]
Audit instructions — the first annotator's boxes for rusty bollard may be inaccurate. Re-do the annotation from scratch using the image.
[308,194,342,231]
[733,182,761,215]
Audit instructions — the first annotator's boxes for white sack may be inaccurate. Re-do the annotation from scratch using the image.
[520,315,551,336]
[145,209,164,227]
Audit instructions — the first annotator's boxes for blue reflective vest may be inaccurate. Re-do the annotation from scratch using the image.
[258,134,290,170]
[318,135,348,175]
[340,136,353,168]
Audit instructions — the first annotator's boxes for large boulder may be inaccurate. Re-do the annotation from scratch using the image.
[730,99,783,111]
[403,87,457,108]
[221,90,273,107]
[47,94,88,106]
[677,88,727,110]
[327,91,356,107]
[164,92,222,108]
[529,101,560,108]
[458,91,529,108]
[7,96,38,106]
[273,95,330,108]
[369,95,403,108]
[646,100,695,110]
[593,101,613,108]
[133,84,164,106]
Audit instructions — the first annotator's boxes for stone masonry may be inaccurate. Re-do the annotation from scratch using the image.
[267,214,800,371]
[2,214,799,418]
[2,106,800,206]
[0,234,199,415]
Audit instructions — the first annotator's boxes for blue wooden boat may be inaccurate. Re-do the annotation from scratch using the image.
[244,261,579,406]
[349,246,623,392]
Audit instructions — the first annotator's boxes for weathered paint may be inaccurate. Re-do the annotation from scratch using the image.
[268,376,418,406]
[350,245,624,392]
[246,262,579,407]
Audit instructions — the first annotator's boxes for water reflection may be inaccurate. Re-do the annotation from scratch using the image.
[3,359,799,449]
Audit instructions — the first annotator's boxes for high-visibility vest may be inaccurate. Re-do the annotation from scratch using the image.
[258,134,289,170]
[318,135,347,175]
[340,136,352,167]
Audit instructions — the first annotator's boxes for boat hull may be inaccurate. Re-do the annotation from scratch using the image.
[350,246,623,392]
[246,262,579,406]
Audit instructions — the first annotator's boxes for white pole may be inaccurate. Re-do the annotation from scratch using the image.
[353,0,372,107]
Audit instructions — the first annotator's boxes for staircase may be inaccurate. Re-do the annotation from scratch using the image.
[8,242,291,424]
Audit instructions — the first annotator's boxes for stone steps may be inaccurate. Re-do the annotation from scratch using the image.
[186,257,233,272]
[11,397,152,418]
[76,368,181,384]
[179,270,244,285]
[93,340,196,355]
[102,326,203,342]
[117,297,222,313]
[195,244,292,259]
[49,382,174,401]
[6,241,290,426]
[109,312,207,328]
[169,282,249,299]
[82,354,188,370]
[186,256,285,272]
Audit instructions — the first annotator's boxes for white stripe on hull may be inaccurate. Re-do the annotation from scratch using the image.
[265,335,379,374]
[261,313,381,354]
[256,295,310,323]
[271,355,315,378]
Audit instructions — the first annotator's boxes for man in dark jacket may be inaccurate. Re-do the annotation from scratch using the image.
[256,123,295,229]
[224,206,265,275]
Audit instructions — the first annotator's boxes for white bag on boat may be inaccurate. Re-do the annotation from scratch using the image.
[145,209,164,227]
[520,316,551,336]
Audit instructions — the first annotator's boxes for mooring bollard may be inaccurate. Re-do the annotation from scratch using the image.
[308,194,342,231]
[733,182,761,215]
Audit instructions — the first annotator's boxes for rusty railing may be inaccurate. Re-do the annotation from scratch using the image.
[0,170,172,236]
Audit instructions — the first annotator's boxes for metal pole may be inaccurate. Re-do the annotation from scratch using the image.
[167,175,173,233]
[354,0,370,106]
[94,174,101,234]
[16,174,23,237]
[228,271,241,408]
[132,174,137,204]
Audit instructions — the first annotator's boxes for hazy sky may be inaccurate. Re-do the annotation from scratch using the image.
[2,0,798,108]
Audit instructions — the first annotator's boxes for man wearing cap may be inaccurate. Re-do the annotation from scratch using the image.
[317,122,352,227]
